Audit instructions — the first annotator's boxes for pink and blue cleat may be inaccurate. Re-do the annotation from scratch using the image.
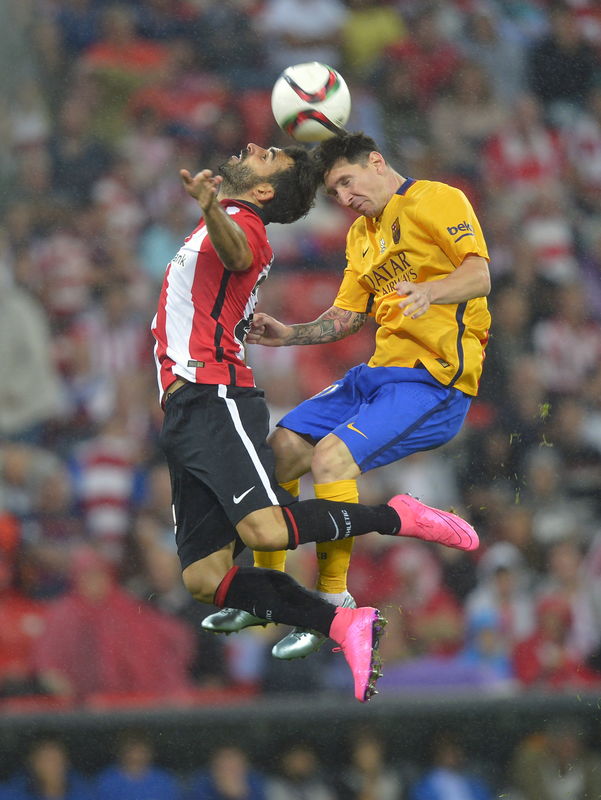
[329,606,387,703]
[387,494,479,551]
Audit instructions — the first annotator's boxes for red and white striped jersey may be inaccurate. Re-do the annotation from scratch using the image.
[152,200,273,401]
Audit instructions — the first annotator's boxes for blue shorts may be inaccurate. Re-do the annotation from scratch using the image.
[277,364,471,473]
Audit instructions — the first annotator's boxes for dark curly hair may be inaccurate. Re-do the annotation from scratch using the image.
[262,146,319,224]
[312,132,381,182]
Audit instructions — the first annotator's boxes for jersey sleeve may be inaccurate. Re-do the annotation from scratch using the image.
[415,184,489,268]
[333,240,374,314]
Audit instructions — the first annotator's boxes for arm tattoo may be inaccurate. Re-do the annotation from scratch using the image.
[287,307,366,345]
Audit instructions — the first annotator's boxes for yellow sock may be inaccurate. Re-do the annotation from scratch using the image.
[253,478,300,570]
[314,479,358,594]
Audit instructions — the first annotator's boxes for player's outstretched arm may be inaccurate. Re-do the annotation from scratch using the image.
[180,168,252,272]
[248,306,366,347]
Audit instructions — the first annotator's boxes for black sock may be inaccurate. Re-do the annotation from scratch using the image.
[216,566,337,635]
[282,499,400,549]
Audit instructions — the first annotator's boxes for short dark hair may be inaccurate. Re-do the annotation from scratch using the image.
[312,132,381,182]
[263,146,319,224]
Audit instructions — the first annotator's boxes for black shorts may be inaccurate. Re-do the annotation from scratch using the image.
[159,382,294,569]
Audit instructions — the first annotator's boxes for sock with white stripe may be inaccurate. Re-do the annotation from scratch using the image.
[282,499,400,550]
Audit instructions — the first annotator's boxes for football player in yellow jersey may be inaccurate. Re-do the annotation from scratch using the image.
[202,131,491,659]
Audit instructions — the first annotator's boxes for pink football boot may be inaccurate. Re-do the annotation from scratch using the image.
[329,606,387,702]
[387,494,479,551]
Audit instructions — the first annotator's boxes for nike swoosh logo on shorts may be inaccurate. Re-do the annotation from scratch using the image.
[347,421,368,439]
[233,486,255,504]
[328,511,341,540]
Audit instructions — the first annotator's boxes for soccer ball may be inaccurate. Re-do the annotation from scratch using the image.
[271,62,351,143]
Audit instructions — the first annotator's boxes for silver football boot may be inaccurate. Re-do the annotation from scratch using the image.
[271,593,357,660]
[201,608,268,633]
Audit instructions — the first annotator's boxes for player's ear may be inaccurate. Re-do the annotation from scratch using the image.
[252,183,276,204]
[369,151,386,172]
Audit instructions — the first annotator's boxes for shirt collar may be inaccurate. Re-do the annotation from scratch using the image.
[396,177,415,196]
[229,199,269,223]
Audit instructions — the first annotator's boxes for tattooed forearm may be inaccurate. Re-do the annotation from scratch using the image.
[287,307,366,345]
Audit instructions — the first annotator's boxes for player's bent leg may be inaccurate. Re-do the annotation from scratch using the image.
[241,499,400,551]
[273,472,360,660]
[189,547,270,634]
[269,427,314,484]
[211,562,386,702]
[252,477,300,570]
[236,505,289,551]
[209,478,301,635]
[236,493,478,558]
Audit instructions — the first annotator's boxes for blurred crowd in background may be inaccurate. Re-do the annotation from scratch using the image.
[4,722,601,800]
[1,0,601,726]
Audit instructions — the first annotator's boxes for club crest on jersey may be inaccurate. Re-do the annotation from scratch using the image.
[391,218,400,244]
[379,237,386,254]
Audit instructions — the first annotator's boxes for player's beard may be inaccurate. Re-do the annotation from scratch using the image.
[218,158,264,195]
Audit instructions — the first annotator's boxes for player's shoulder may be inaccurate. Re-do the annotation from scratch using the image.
[346,212,368,241]
[409,179,465,200]
[406,180,472,217]
[222,199,268,236]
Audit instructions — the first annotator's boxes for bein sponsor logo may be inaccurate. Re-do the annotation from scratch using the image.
[447,221,474,241]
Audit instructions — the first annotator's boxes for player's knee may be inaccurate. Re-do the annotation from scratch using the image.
[182,573,215,605]
[312,434,358,481]
[182,562,224,604]
[269,427,312,481]
[237,506,288,551]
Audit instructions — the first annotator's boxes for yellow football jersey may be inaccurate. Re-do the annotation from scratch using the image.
[334,178,491,396]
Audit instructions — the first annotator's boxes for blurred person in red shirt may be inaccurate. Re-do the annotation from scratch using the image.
[0,513,48,697]
[383,7,461,109]
[31,545,195,701]
[482,94,565,214]
[350,539,465,661]
[513,594,601,689]
[82,5,168,78]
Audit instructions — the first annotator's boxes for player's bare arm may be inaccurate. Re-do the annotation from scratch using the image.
[180,168,253,272]
[397,255,491,319]
[247,306,366,347]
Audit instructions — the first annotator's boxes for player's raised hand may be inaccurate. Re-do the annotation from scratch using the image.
[247,312,293,346]
[180,169,223,212]
[397,280,432,319]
